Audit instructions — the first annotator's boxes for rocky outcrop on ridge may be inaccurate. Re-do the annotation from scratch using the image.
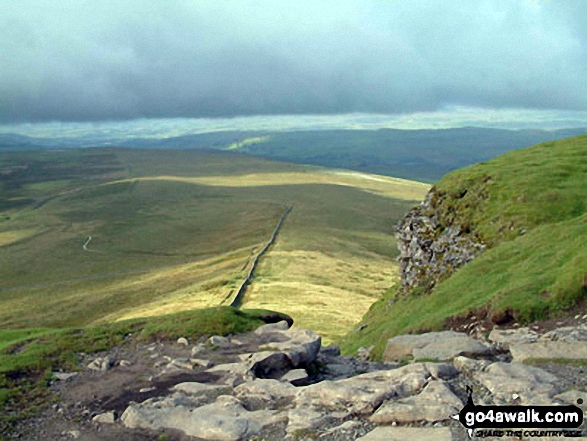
[397,190,486,294]
[19,316,587,440]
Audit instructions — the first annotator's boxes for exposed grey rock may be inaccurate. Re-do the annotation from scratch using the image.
[253,320,290,335]
[139,387,156,393]
[176,337,189,346]
[280,368,309,386]
[358,426,453,441]
[264,327,322,367]
[509,341,587,362]
[172,382,228,396]
[87,356,115,372]
[67,430,81,439]
[413,336,491,361]
[52,372,78,381]
[119,360,131,367]
[396,189,485,294]
[92,411,116,424]
[121,395,286,440]
[208,335,230,346]
[241,351,292,378]
[158,363,185,377]
[383,331,490,362]
[370,380,462,424]
[453,356,491,374]
[540,325,587,342]
[321,420,362,437]
[320,344,341,357]
[554,390,587,405]
[324,363,357,379]
[357,345,374,362]
[488,327,539,348]
[234,379,297,403]
[205,362,254,386]
[287,405,339,434]
[475,362,559,404]
[383,331,464,361]
[295,363,430,414]
[191,343,207,357]
[424,363,459,379]
[170,357,195,370]
[190,358,212,368]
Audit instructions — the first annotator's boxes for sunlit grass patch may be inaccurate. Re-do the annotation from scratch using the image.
[0,229,37,247]
[108,169,429,200]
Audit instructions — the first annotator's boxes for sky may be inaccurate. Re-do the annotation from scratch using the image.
[1,0,586,127]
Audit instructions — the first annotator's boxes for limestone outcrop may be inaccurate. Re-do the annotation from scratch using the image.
[46,315,587,440]
[396,189,486,294]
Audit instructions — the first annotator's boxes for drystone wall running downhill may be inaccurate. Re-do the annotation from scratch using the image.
[397,189,486,294]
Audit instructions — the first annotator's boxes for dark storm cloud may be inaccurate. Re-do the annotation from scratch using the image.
[0,0,586,123]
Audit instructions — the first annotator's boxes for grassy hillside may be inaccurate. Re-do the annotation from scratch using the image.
[0,148,427,341]
[342,134,587,358]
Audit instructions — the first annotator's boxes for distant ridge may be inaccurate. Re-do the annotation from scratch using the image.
[1,127,585,183]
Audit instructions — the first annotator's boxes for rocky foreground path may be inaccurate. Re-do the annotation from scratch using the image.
[17,317,587,441]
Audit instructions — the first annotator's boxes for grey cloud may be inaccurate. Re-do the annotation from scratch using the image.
[0,0,586,123]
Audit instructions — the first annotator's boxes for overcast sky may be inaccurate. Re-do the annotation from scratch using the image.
[1,0,586,124]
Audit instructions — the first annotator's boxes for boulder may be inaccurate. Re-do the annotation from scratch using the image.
[295,363,430,414]
[370,380,462,424]
[540,325,587,342]
[52,372,78,381]
[205,362,254,387]
[92,411,116,424]
[253,320,290,336]
[121,395,286,440]
[424,362,459,379]
[191,343,207,357]
[509,341,587,362]
[383,331,490,362]
[475,362,559,404]
[264,327,321,367]
[241,351,292,378]
[412,336,492,361]
[208,335,230,347]
[357,426,453,441]
[453,356,491,374]
[87,356,115,372]
[488,327,538,348]
[286,405,340,434]
[176,337,189,346]
[554,390,587,405]
[234,379,297,403]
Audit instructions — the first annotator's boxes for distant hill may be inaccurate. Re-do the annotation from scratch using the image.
[1,127,585,183]
[343,134,587,358]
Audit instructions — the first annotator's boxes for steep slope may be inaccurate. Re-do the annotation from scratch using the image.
[342,134,587,358]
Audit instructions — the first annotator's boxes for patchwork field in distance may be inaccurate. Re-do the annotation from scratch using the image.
[0,148,428,340]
